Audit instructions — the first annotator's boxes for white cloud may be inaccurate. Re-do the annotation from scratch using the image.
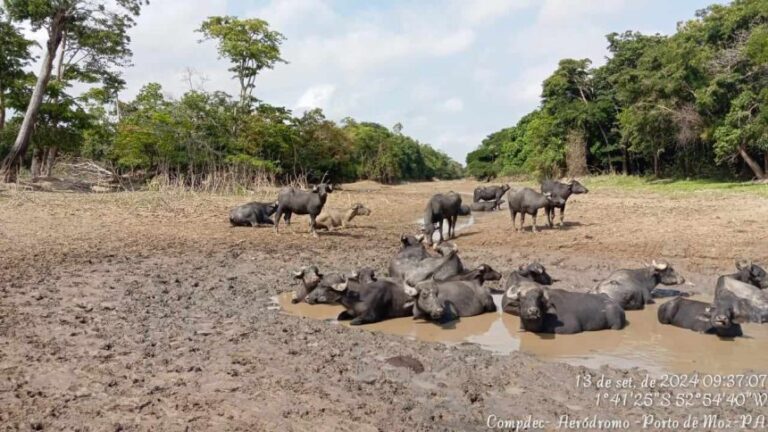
[439,97,464,113]
[295,84,336,110]
[457,0,533,25]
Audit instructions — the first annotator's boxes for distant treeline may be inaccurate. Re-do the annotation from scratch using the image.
[0,8,461,185]
[467,0,768,180]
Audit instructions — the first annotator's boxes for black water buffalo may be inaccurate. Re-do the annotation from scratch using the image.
[408,264,502,322]
[326,274,414,325]
[473,184,510,209]
[714,266,768,324]
[402,243,464,286]
[507,188,565,232]
[510,284,626,334]
[593,260,686,310]
[657,297,742,337]
[501,263,555,315]
[423,192,462,245]
[305,267,378,305]
[274,183,333,237]
[540,179,588,228]
[291,266,323,303]
[388,234,429,280]
[470,200,505,212]
[229,201,278,226]
[731,259,768,289]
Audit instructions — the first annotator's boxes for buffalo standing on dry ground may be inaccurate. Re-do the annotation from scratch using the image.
[423,192,462,245]
[473,184,510,210]
[229,201,278,226]
[593,260,686,310]
[315,203,371,230]
[540,179,589,228]
[274,183,333,237]
[507,188,565,233]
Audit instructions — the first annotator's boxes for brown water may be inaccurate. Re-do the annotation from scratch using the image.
[274,293,768,375]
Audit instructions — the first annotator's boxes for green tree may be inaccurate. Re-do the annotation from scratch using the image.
[0,0,146,182]
[198,16,286,109]
[0,7,35,130]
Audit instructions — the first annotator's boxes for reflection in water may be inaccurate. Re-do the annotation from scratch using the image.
[275,293,768,374]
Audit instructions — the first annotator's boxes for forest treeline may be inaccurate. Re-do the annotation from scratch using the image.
[466,0,768,180]
[0,3,462,186]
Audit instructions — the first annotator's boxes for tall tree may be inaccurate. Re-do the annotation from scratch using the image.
[0,7,34,130]
[197,16,286,109]
[0,0,146,182]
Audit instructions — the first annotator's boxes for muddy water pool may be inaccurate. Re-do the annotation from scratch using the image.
[275,293,768,375]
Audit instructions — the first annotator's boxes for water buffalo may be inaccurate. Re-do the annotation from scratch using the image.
[274,183,333,237]
[408,264,501,322]
[229,201,278,226]
[315,203,371,230]
[657,297,742,337]
[389,234,430,280]
[291,266,323,303]
[593,260,686,310]
[731,259,768,289]
[507,188,565,233]
[402,243,464,286]
[305,267,378,305]
[501,263,555,315]
[473,184,510,209]
[326,275,414,325]
[511,284,626,334]
[470,200,505,212]
[423,192,462,245]
[713,267,768,324]
[541,179,588,228]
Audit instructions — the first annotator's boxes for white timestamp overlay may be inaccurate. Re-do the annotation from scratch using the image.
[486,373,768,430]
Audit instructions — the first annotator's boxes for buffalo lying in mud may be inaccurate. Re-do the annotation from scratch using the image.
[389,234,430,280]
[470,200,505,212]
[229,201,278,226]
[315,203,371,230]
[325,271,414,325]
[274,183,333,237]
[540,179,588,228]
[423,192,462,245]
[593,260,686,310]
[501,263,555,316]
[657,297,742,337]
[510,284,626,334]
[407,264,502,322]
[507,188,565,233]
[713,260,768,324]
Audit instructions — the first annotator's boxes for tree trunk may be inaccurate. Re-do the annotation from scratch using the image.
[30,148,45,179]
[653,153,660,177]
[0,9,66,183]
[43,146,58,177]
[622,143,629,174]
[0,89,5,130]
[565,129,588,177]
[738,144,766,180]
[764,152,767,175]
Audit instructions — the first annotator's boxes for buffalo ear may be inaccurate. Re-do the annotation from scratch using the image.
[652,260,668,270]
[415,233,425,242]
[292,269,305,278]
[327,184,333,193]
[403,282,419,297]
[542,289,556,313]
[311,185,319,192]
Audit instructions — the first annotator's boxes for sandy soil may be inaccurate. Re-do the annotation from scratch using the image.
[1,179,767,431]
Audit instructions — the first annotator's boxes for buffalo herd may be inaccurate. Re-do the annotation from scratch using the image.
[229,179,767,338]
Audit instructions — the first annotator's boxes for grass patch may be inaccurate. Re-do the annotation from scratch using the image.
[585,175,768,197]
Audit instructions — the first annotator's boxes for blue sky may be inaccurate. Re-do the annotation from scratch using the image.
[32,0,727,163]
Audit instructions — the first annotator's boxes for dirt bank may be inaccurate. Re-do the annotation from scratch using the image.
[1,180,767,430]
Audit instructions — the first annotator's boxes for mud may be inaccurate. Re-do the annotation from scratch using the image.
[278,292,768,375]
[1,179,767,430]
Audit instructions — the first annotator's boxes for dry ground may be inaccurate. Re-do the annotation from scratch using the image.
[1,179,767,431]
